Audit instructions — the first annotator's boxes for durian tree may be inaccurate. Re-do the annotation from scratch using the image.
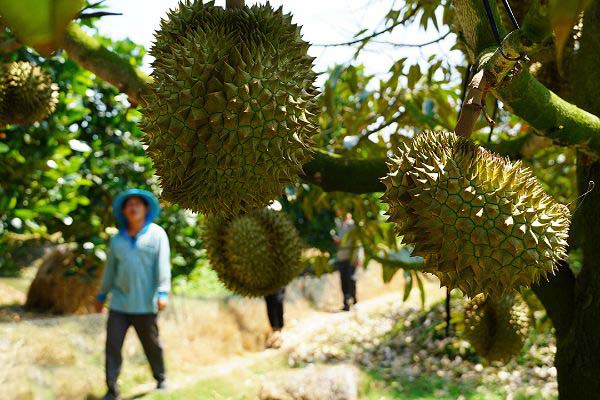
[1,0,600,398]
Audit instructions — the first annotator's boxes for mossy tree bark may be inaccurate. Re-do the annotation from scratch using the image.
[552,1,600,397]
[553,157,600,398]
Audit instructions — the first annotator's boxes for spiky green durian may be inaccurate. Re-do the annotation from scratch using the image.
[140,1,318,216]
[381,131,570,298]
[203,208,303,296]
[0,61,58,125]
[463,294,530,364]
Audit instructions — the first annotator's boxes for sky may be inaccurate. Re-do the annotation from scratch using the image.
[94,0,461,86]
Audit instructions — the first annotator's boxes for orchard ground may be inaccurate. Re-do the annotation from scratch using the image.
[0,263,558,400]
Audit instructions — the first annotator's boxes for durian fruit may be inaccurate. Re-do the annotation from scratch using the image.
[463,294,530,364]
[381,131,570,298]
[140,1,319,216]
[0,61,59,125]
[203,208,303,296]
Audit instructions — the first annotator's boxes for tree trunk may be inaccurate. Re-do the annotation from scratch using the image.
[554,158,600,398]
[554,2,600,398]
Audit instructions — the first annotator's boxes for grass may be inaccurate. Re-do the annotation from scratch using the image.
[148,356,289,400]
[171,263,230,298]
[360,368,489,400]
[151,362,555,400]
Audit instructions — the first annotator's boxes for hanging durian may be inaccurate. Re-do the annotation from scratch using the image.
[0,61,58,125]
[463,293,530,364]
[140,0,319,216]
[203,208,303,296]
[381,130,570,298]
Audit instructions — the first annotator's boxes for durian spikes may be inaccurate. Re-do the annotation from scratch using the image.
[140,1,319,217]
[0,61,59,125]
[382,131,570,298]
[463,293,530,364]
[203,208,304,297]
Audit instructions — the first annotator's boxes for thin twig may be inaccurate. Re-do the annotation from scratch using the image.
[314,6,420,47]
[372,31,451,47]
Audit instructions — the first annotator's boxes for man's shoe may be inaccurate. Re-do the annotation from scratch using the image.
[156,380,168,391]
[341,304,351,312]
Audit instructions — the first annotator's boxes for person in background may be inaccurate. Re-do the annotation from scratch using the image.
[264,287,286,348]
[334,209,362,311]
[95,189,171,400]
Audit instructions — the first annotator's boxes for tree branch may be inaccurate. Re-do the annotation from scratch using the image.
[494,69,600,156]
[302,149,387,193]
[62,23,152,106]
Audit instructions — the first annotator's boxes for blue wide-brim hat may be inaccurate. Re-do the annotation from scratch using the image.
[112,189,161,228]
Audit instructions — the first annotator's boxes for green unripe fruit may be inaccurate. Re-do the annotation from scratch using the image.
[382,131,570,298]
[140,1,318,216]
[203,208,303,297]
[0,0,84,55]
[463,294,530,364]
[0,61,58,125]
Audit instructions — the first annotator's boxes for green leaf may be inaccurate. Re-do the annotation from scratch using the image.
[13,209,37,219]
[407,64,422,89]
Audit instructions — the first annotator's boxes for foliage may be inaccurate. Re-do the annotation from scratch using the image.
[0,33,206,278]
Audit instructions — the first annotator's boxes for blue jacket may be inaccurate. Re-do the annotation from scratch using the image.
[97,189,171,314]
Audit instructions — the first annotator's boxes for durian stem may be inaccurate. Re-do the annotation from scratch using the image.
[455,69,491,138]
[226,0,245,9]
[445,288,452,337]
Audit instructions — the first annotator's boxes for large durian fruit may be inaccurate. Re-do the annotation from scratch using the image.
[140,1,319,216]
[382,131,570,298]
[0,61,58,125]
[203,208,303,296]
[463,293,530,364]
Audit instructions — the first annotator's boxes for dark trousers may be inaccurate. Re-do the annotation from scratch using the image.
[264,288,285,330]
[336,260,357,307]
[105,310,165,394]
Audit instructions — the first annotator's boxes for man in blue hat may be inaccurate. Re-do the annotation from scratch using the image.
[95,189,171,400]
